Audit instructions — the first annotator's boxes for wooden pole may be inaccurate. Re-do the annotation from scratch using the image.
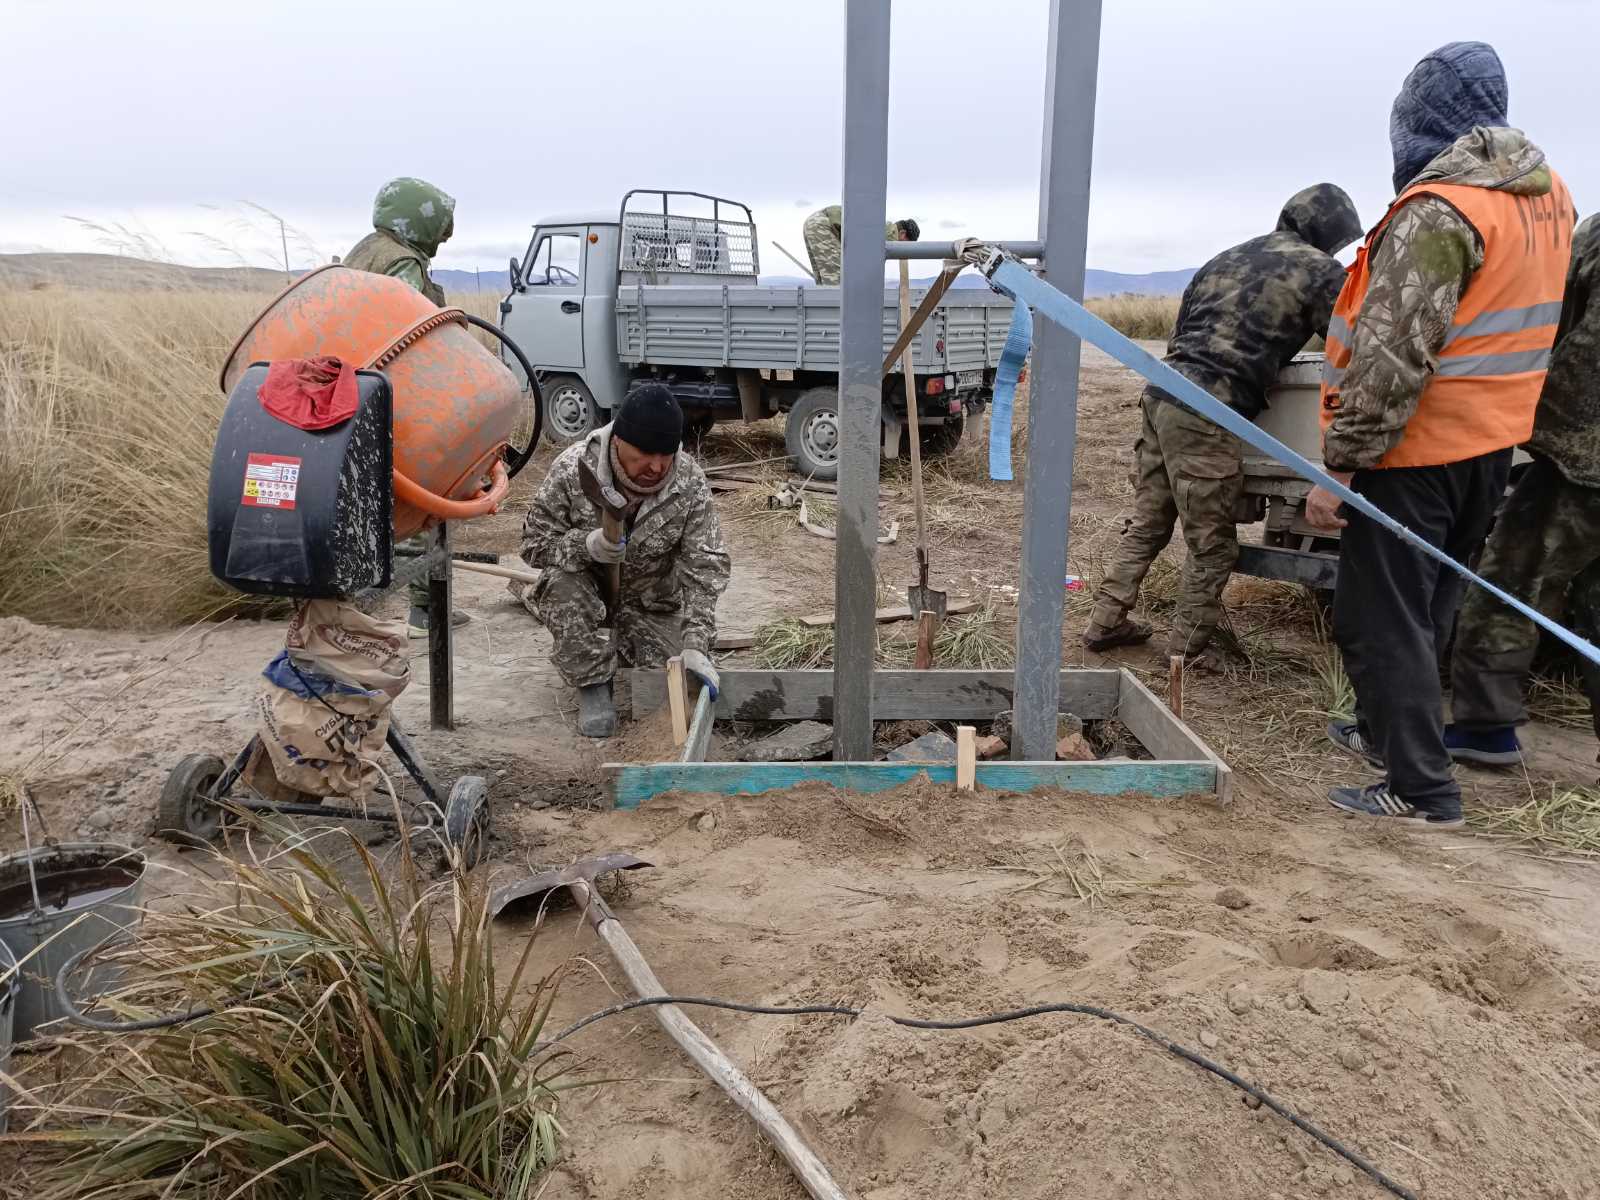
[568,880,852,1200]
[955,725,977,790]
[1168,654,1184,720]
[666,656,690,747]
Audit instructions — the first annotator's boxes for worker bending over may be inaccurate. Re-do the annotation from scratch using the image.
[342,176,470,638]
[1307,41,1574,828]
[1448,214,1600,767]
[520,383,730,738]
[802,205,920,285]
[1083,183,1362,665]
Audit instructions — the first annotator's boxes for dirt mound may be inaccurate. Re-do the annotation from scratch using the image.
[518,780,1600,1200]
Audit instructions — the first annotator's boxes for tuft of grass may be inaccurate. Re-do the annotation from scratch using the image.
[11,823,574,1199]
[753,600,1012,671]
[1469,786,1600,855]
[755,617,835,670]
[1527,674,1593,731]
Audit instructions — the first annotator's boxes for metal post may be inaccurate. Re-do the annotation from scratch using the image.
[831,0,893,762]
[1013,0,1102,761]
[428,521,455,730]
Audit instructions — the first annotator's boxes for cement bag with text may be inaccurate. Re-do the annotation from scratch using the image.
[255,651,391,798]
[284,598,410,699]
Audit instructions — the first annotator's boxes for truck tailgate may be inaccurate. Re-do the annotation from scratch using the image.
[615,284,1013,373]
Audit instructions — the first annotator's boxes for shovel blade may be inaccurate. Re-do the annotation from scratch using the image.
[488,852,653,920]
[907,585,949,622]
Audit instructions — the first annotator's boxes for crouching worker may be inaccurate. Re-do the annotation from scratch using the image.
[519,382,730,737]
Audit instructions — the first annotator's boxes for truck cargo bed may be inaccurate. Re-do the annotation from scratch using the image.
[615,283,1014,374]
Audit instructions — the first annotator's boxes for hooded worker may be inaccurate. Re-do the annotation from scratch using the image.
[1083,182,1362,666]
[1307,42,1575,828]
[802,205,920,285]
[519,382,731,737]
[343,176,464,637]
[344,177,457,306]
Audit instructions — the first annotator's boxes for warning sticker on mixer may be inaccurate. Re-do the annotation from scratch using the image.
[242,453,301,509]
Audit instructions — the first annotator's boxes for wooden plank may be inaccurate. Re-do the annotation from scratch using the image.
[606,759,1218,809]
[1115,668,1232,803]
[681,689,715,763]
[666,657,689,747]
[569,879,850,1200]
[630,668,1123,722]
[799,598,975,628]
[956,726,976,790]
[715,632,756,651]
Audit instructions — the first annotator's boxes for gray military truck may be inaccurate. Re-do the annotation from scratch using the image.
[497,190,1015,478]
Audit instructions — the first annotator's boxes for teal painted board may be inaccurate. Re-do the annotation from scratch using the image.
[606,760,1217,810]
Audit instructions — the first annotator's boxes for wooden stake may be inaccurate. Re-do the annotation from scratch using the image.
[914,610,938,670]
[956,725,977,790]
[569,880,850,1200]
[666,656,689,747]
[1168,654,1184,720]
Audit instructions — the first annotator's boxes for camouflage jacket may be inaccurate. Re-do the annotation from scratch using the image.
[813,206,899,244]
[519,426,731,652]
[343,177,456,306]
[1152,183,1360,420]
[1528,214,1600,488]
[1323,128,1557,472]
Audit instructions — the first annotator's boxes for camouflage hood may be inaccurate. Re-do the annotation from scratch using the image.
[1275,183,1362,255]
[1390,41,1509,192]
[1410,126,1553,197]
[372,177,456,258]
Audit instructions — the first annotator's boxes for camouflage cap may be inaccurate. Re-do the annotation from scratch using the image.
[1276,183,1363,256]
[372,177,456,258]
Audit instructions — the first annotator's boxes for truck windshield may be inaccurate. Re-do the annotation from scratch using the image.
[525,233,581,288]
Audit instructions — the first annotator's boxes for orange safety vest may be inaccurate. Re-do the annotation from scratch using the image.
[1320,173,1574,468]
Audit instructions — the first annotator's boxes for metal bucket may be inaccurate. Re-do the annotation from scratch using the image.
[0,842,147,1042]
[0,937,16,1133]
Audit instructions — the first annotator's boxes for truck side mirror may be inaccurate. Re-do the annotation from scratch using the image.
[509,255,523,293]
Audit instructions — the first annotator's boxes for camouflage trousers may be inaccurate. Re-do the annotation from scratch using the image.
[1089,391,1244,655]
[1451,456,1600,741]
[802,210,842,285]
[531,566,685,689]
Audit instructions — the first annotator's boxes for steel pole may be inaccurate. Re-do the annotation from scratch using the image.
[831,0,893,761]
[1013,0,1102,761]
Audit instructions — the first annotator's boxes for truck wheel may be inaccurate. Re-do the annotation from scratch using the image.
[785,388,842,481]
[542,375,603,446]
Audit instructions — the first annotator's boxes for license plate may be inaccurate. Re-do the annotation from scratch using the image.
[956,370,983,388]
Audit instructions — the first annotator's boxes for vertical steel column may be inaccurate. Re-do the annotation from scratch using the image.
[831,0,893,762]
[1013,0,1102,761]
[428,521,455,730]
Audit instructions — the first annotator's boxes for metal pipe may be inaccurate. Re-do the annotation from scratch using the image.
[883,240,1044,260]
[1012,0,1103,762]
[831,0,894,763]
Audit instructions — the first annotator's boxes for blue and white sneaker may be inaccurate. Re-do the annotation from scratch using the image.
[1443,723,1523,768]
[1327,782,1464,830]
[1326,720,1384,769]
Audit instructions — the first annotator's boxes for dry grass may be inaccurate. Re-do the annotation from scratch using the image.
[1469,786,1600,855]
[1085,294,1180,341]
[754,598,1012,671]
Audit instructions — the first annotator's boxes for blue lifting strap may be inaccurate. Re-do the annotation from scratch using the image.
[988,301,1033,482]
[983,254,1600,669]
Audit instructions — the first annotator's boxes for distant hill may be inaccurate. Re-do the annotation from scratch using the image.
[3,254,1195,298]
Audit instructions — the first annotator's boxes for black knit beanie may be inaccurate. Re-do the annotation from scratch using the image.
[612,382,683,455]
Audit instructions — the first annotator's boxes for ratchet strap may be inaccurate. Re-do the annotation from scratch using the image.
[987,301,1033,481]
[977,250,1600,668]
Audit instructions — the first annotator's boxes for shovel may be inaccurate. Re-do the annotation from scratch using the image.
[897,260,948,668]
[576,457,628,626]
[487,850,653,920]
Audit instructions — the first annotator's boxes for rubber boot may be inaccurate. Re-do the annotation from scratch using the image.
[577,680,617,739]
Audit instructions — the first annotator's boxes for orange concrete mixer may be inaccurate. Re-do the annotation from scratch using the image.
[221,265,537,541]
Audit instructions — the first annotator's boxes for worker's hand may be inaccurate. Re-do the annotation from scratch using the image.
[1304,476,1353,531]
[682,648,720,700]
[585,527,626,564]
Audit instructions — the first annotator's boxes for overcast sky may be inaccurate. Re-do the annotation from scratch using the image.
[3,0,1594,277]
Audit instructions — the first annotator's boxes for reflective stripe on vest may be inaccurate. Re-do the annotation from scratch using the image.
[1319,171,1574,469]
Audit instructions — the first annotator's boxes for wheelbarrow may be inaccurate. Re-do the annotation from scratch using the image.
[156,714,489,867]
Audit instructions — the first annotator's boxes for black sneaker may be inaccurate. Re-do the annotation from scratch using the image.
[1326,782,1463,830]
[1443,722,1523,767]
[1326,720,1384,769]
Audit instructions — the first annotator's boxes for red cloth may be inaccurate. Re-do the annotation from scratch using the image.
[258,356,359,431]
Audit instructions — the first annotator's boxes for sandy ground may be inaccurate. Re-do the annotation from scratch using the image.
[4,345,1600,1198]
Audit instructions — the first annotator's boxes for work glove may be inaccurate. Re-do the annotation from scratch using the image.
[585,527,626,564]
[682,648,720,700]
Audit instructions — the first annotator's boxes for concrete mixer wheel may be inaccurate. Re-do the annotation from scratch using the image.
[542,375,602,446]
